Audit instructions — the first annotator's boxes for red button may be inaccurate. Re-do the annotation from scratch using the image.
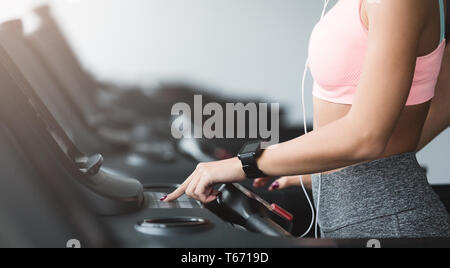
[271,204,294,221]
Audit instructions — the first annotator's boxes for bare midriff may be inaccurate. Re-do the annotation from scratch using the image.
[313,97,430,175]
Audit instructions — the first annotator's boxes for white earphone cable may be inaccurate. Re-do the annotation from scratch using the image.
[298,175,315,238]
[315,173,322,239]
[298,0,330,239]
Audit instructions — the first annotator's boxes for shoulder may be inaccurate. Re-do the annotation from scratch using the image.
[364,0,431,28]
[363,0,433,39]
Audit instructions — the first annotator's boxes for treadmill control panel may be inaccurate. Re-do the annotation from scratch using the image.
[145,185,201,209]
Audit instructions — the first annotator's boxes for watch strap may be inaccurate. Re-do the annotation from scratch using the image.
[239,153,266,179]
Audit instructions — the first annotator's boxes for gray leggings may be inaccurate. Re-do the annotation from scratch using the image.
[311,153,450,239]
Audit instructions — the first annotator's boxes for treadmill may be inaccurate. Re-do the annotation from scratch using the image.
[0,124,112,248]
[0,20,197,184]
[0,43,333,247]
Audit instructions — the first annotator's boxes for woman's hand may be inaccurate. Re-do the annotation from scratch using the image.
[268,176,301,191]
[253,175,312,191]
[163,157,246,203]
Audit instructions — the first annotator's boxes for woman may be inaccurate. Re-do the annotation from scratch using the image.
[165,0,450,238]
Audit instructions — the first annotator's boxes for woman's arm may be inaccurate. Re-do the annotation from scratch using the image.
[165,0,430,203]
[416,46,450,151]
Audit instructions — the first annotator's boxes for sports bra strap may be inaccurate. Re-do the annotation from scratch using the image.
[439,0,446,42]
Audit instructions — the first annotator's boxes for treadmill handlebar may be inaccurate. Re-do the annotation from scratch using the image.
[76,154,145,215]
[83,168,145,215]
[77,154,103,176]
[87,169,144,201]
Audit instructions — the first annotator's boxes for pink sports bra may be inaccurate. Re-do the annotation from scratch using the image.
[308,0,446,106]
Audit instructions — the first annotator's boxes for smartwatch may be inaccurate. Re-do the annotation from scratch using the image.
[237,141,266,179]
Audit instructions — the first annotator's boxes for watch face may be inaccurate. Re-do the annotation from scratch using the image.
[240,142,260,154]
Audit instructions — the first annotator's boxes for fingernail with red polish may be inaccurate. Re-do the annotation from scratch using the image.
[160,195,168,201]
[271,182,280,190]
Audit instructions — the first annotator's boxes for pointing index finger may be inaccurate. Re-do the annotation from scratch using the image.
[164,183,188,202]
